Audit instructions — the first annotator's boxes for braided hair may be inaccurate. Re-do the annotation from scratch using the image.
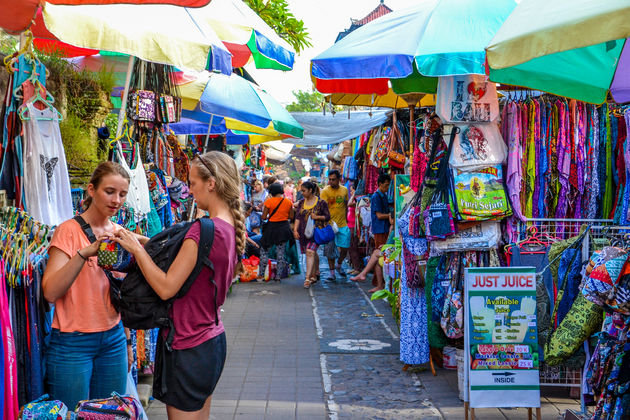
[192,151,246,275]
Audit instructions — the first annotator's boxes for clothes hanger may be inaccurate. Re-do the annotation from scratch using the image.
[18,84,62,121]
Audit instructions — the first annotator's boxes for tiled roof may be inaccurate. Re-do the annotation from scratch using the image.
[353,3,392,26]
[336,2,393,43]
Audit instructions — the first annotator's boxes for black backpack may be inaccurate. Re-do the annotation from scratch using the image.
[75,216,216,349]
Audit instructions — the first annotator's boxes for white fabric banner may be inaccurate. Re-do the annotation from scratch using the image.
[285,110,392,146]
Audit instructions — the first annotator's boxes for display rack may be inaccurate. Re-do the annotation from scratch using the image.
[517,218,629,415]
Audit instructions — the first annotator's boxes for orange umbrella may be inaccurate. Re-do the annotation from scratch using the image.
[0,0,212,34]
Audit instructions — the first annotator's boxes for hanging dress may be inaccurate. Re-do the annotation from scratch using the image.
[398,208,429,365]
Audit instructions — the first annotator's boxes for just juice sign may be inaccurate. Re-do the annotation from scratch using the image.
[464,267,541,408]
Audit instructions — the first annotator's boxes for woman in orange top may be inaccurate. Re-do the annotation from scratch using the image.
[258,183,294,281]
[42,162,149,409]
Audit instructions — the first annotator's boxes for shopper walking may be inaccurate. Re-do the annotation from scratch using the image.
[320,169,350,281]
[113,151,245,419]
[346,183,362,275]
[42,162,142,409]
[258,183,294,281]
[294,181,331,289]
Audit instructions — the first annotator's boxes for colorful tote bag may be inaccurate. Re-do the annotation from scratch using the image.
[450,165,511,221]
[436,74,500,123]
[449,123,507,171]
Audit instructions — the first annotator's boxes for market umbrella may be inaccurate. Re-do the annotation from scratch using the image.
[0,0,212,34]
[187,0,295,70]
[311,0,516,96]
[168,118,284,145]
[486,0,630,104]
[31,3,231,73]
[178,70,304,139]
[326,91,436,109]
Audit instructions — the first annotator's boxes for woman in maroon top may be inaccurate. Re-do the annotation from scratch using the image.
[113,151,245,419]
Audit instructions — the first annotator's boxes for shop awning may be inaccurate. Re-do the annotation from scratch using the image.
[285,110,391,146]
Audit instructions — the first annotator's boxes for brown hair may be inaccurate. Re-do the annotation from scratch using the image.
[83,161,130,210]
[192,152,246,275]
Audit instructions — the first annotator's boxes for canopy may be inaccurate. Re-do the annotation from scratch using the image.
[32,3,231,72]
[486,0,630,104]
[286,110,391,146]
[311,0,515,95]
[178,71,303,138]
[0,0,212,34]
[188,0,295,70]
[327,91,436,109]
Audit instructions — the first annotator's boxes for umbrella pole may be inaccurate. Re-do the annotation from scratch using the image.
[203,114,215,152]
[409,105,415,157]
[116,56,135,138]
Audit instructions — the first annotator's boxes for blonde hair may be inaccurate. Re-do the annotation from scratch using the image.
[192,152,245,275]
[83,161,130,210]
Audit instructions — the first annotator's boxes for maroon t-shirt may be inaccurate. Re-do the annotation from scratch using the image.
[169,218,237,350]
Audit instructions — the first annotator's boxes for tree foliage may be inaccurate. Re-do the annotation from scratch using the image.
[286,90,323,112]
[243,0,312,53]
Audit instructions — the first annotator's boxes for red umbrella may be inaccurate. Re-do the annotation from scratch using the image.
[0,0,212,34]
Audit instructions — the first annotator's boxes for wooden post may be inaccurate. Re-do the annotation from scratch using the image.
[528,408,533,420]
[536,407,542,419]
[409,105,415,157]
[464,402,469,420]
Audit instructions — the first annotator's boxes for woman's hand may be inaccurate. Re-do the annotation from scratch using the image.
[293,230,300,240]
[81,233,113,258]
[112,229,144,256]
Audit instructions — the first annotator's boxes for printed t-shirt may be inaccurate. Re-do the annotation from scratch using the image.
[320,185,349,228]
[264,196,292,222]
[172,218,237,350]
[371,190,391,234]
[49,219,120,332]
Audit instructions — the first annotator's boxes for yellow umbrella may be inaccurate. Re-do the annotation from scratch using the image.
[327,90,435,108]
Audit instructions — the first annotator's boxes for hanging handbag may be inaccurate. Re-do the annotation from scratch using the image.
[423,127,459,240]
[127,90,156,122]
[450,164,512,221]
[441,255,464,339]
[387,113,406,168]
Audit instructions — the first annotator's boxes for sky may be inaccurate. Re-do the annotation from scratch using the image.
[247,0,420,105]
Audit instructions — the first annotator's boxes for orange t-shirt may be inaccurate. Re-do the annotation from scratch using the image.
[264,196,292,222]
[49,219,120,332]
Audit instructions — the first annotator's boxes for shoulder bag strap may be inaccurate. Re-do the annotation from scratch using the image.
[267,197,285,221]
[433,127,460,202]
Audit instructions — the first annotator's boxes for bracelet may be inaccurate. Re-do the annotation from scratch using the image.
[126,338,133,346]
[76,250,88,261]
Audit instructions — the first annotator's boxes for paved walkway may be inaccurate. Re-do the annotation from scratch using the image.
[147,252,582,419]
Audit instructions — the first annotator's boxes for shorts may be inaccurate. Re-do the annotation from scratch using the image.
[373,233,389,249]
[300,240,319,254]
[154,332,227,412]
[334,226,351,249]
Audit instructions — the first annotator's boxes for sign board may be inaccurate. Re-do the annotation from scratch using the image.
[464,267,540,408]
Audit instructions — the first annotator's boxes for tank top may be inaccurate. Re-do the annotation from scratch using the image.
[116,142,152,221]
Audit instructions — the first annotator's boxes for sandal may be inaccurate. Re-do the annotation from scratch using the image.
[304,278,314,289]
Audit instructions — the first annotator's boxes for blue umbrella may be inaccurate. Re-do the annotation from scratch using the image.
[311,0,516,95]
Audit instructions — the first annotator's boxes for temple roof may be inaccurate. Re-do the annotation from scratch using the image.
[336,1,393,43]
